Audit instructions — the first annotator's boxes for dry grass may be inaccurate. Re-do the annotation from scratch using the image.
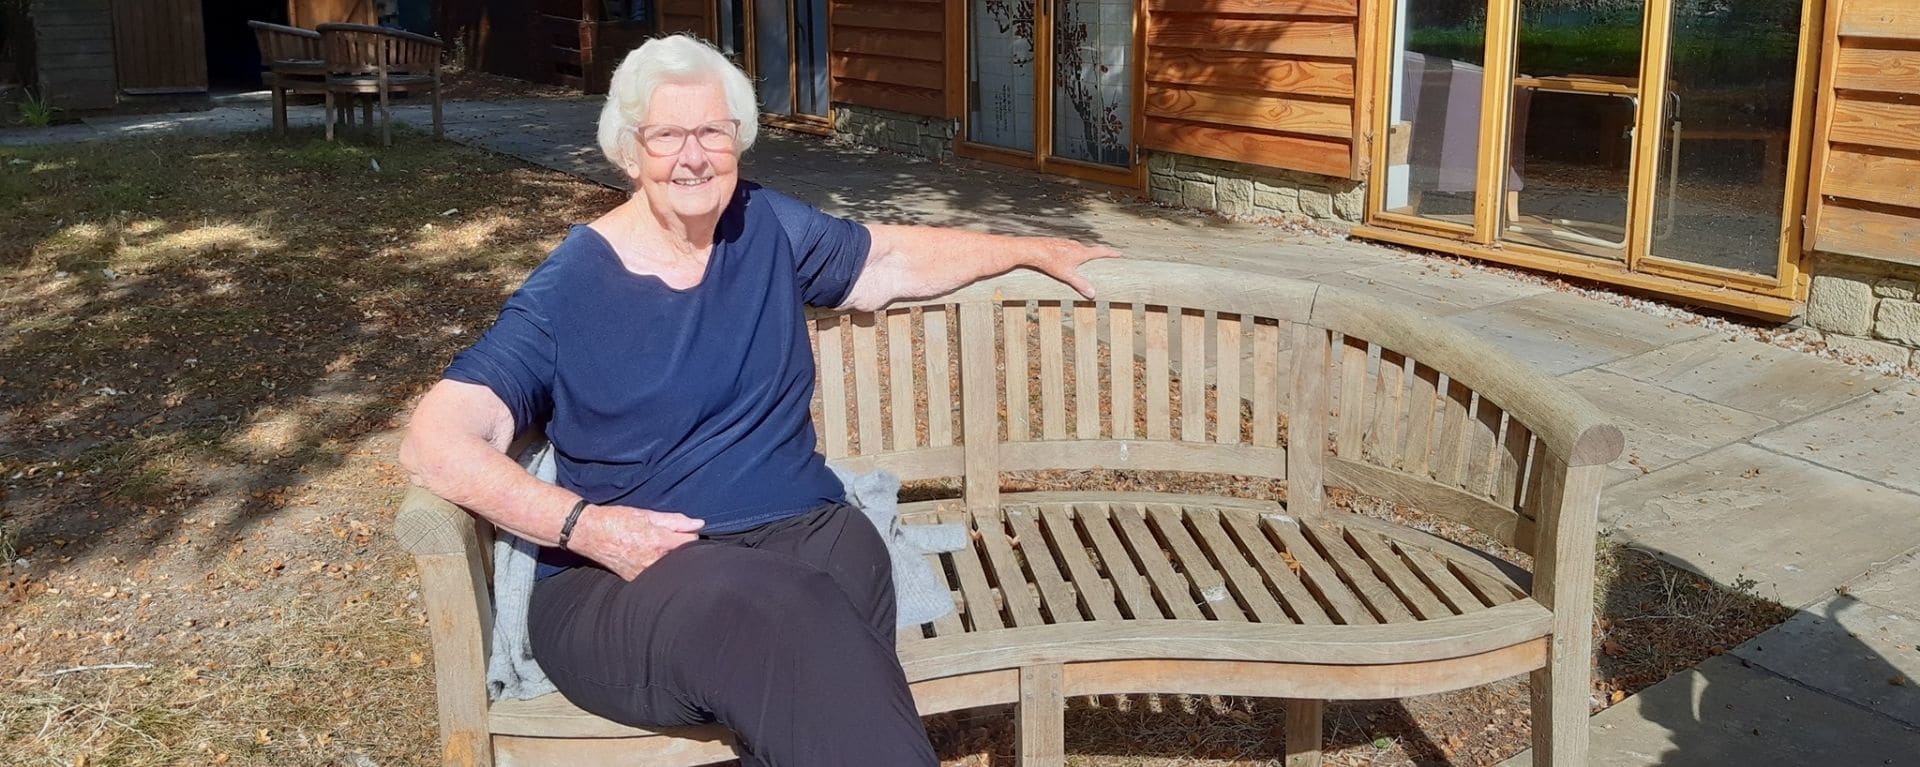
[1,128,621,766]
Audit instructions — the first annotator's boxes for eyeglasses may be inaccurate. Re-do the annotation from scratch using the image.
[631,119,742,157]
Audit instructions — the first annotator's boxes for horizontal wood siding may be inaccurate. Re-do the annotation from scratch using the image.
[30,0,117,109]
[829,0,946,117]
[1142,0,1359,178]
[1808,0,1920,267]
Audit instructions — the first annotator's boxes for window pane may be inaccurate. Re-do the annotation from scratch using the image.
[1649,0,1803,277]
[969,0,1037,153]
[1049,0,1132,167]
[1382,1,1490,226]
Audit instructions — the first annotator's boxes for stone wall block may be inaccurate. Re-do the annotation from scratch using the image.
[1873,301,1920,347]
[1807,274,1878,336]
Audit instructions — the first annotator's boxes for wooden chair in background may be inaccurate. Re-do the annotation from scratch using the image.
[248,20,329,136]
[316,23,444,146]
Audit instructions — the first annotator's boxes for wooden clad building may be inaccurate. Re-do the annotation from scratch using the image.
[1805,0,1920,271]
[23,0,379,111]
[1140,0,1362,179]
[29,0,121,110]
[724,0,1916,356]
[443,0,1913,352]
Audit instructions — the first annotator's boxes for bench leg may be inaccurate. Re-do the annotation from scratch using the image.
[1017,664,1064,767]
[1529,656,1590,766]
[1283,698,1322,767]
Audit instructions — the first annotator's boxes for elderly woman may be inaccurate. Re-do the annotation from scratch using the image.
[399,34,1114,765]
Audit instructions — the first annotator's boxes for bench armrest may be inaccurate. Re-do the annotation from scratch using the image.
[395,486,495,765]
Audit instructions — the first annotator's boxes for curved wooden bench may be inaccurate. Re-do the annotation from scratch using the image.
[397,260,1622,766]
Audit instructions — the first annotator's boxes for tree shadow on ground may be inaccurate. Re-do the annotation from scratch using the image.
[0,128,622,582]
[1605,549,1920,765]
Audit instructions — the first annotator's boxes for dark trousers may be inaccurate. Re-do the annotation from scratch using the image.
[528,503,939,766]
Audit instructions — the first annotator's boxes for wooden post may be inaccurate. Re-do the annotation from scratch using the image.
[1287,323,1331,516]
[395,488,494,767]
[1018,664,1065,767]
[1528,457,1603,767]
[959,302,1000,513]
[1284,698,1323,767]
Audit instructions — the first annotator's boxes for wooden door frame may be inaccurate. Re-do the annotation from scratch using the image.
[1358,0,1819,316]
[951,0,1148,190]
[745,0,834,133]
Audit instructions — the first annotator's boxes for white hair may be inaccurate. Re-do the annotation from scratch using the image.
[596,34,760,171]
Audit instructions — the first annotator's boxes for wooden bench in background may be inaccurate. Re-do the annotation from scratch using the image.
[397,260,1622,766]
[316,22,443,146]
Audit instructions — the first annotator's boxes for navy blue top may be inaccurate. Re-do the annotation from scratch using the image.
[443,182,871,576]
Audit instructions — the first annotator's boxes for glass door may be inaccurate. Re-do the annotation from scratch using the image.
[968,0,1039,153]
[1499,0,1647,261]
[1644,0,1808,280]
[964,0,1137,178]
[1047,0,1134,168]
[1364,0,1816,303]
[753,0,829,122]
[1380,0,1493,230]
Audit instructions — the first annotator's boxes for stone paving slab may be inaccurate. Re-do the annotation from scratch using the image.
[1497,655,1920,767]
[1601,335,1886,422]
[1753,385,1920,496]
[1733,597,1920,728]
[1854,550,1920,618]
[1314,259,1549,316]
[1563,369,1779,485]
[1447,291,1714,376]
[1602,443,1920,608]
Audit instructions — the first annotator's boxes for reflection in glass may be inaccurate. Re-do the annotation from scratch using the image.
[795,0,829,117]
[717,0,747,65]
[1650,0,1803,277]
[1500,0,1646,260]
[969,0,1037,153]
[753,0,792,115]
[1382,1,1490,225]
[1049,0,1132,167]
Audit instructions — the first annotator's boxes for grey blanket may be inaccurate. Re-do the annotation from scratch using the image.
[486,443,967,702]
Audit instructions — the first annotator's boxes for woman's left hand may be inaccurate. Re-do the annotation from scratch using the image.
[1031,239,1122,299]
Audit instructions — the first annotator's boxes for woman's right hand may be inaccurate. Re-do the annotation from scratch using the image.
[568,505,706,581]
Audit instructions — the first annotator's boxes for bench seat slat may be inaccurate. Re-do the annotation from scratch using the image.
[1005,506,1086,623]
[1396,537,1490,615]
[1036,505,1125,622]
[976,512,1048,627]
[942,507,1007,632]
[1302,522,1420,623]
[1346,527,1454,620]
[1264,516,1379,625]
[1108,503,1208,620]
[1218,511,1332,625]
[1145,503,1246,622]
[1074,503,1166,620]
[1184,506,1291,624]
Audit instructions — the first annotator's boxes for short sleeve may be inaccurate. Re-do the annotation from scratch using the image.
[443,292,556,435]
[763,187,873,308]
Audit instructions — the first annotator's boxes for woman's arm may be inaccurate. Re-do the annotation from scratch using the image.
[837,225,1119,312]
[399,379,580,546]
[398,380,703,580]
